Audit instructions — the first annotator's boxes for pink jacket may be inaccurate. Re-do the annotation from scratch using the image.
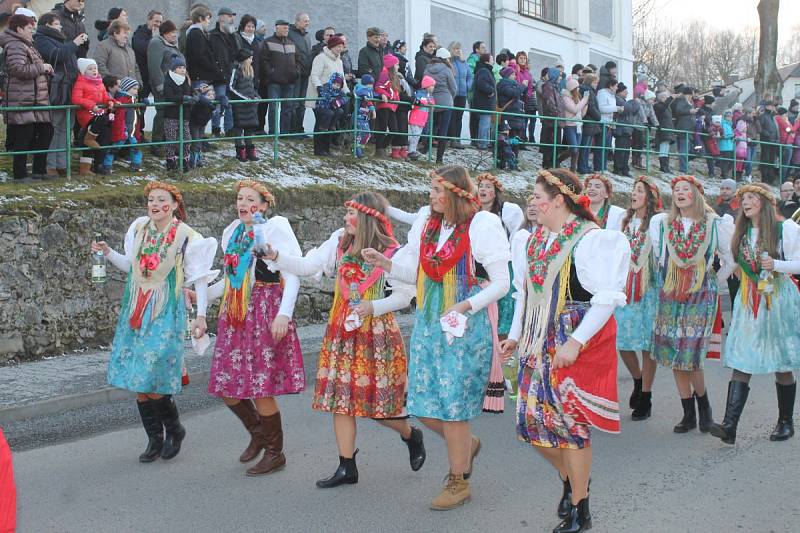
[515,65,534,100]
[560,91,588,127]
[409,94,435,127]
[374,67,399,112]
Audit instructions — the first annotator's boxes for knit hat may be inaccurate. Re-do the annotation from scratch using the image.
[235,48,253,63]
[566,78,579,91]
[160,20,177,36]
[393,39,406,51]
[77,58,97,75]
[14,7,36,18]
[435,47,451,59]
[547,67,560,82]
[326,34,345,50]
[169,55,186,70]
[119,77,139,93]
[704,95,715,105]
[383,53,399,69]
[681,86,694,95]
[361,74,374,85]
[329,72,344,86]
[643,90,656,101]
[421,75,436,89]
[720,178,737,190]
[733,102,743,111]
[500,66,515,79]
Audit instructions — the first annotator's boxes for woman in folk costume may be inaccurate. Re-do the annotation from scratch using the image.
[364,165,511,511]
[583,174,626,230]
[711,183,800,444]
[475,172,524,412]
[91,181,218,462]
[262,192,426,488]
[500,168,629,533]
[650,175,735,434]
[206,180,305,476]
[615,176,664,421]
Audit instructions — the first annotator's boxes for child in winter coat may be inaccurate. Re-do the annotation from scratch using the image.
[71,58,115,176]
[313,72,348,156]
[353,74,376,158]
[228,49,260,162]
[162,55,194,171]
[497,120,520,170]
[718,110,735,179]
[189,84,215,169]
[705,115,722,178]
[407,75,435,160]
[102,76,143,173]
[734,115,749,177]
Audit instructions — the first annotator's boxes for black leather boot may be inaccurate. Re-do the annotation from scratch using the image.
[674,397,697,433]
[630,377,643,409]
[770,382,796,441]
[553,496,592,533]
[696,391,714,433]
[401,426,426,472]
[557,477,572,519]
[710,380,750,444]
[153,395,186,460]
[316,449,359,488]
[631,391,652,421]
[136,400,163,463]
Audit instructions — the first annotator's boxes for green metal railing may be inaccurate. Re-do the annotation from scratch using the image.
[1,95,797,181]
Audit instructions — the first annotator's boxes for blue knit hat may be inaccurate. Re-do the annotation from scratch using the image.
[119,77,139,93]
[361,74,374,85]
[169,55,186,71]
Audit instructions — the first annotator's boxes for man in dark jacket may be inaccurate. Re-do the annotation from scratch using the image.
[288,13,312,134]
[539,67,563,168]
[131,10,162,101]
[471,54,496,150]
[672,86,696,173]
[758,101,780,183]
[54,0,89,59]
[185,7,224,88]
[209,7,239,135]
[577,76,601,173]
[311,26,335,58]
[260,19,299,134]
[653,91,675,172]
[357,27,383,78]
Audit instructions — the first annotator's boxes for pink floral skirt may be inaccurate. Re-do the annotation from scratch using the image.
[208,283,305,399]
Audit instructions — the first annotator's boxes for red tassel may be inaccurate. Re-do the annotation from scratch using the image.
[181,366,190,386]
[129,288,152,330]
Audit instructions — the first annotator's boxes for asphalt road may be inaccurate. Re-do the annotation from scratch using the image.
[10,357,800,533]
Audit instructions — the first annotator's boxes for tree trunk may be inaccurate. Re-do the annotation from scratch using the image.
[755,0,783,103]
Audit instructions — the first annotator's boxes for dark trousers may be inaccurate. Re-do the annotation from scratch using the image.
[395,103,409,145]
[614,134,632,174]
[448,95,467,144]
[433,109,452,161]
[760,143,778,183]
[7,122,54,178]
[291,75,309,133]
[527,114,538,144]
[540,120,561,168]
[257,85,269,133]
[84,115,112,168]
[376,108,403,148]
[578,133,596,173]
[593,126,612,171]
[267,84,294,134]
[469,108,479,142]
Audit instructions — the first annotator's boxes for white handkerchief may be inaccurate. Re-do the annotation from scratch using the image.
[440,311,468,345]
[191,333,211,355]
[344,310,363,332]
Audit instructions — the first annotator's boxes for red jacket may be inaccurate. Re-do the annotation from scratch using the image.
[374,67,399,112]
[110,94,143,143]
[0,428,16,533]
[775,114,798,145]
[71,74,113,128]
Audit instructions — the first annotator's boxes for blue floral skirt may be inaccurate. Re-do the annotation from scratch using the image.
[496,262,516,336]
[407,283,493,421]
[615,287,658,352]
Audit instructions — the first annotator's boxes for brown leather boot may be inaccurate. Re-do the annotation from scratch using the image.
[83,128,101,149]
[245,412,286,476]
[78,157,95,176]
[430,473,471,510]
[226,400,265,462]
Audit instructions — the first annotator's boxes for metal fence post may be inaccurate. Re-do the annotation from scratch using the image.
[645,126,650,174]
[492,110,499,168]
[426,107,434,163]
[273,100,280,162]
[65,105,72,179]
[352,95,359,157]
[551,116,557,168]
[178,103,184,172]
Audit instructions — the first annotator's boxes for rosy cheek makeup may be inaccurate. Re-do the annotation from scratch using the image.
[250,205,258,213]
[161,205,170,212]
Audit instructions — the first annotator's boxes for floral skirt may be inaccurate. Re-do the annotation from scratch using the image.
[208,283,305,399]
[108,278,185,395]
[724,277,800,374]
[517,303,620,450]
[651,282,718,371]
[312,309,407,418]
[615,287,658,352]
[496,262,516,336]
[408,284,493,421]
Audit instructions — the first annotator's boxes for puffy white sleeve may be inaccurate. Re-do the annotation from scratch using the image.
[184,230,220,318]
[371,279,414,317]
[106,216,149,272]
[571,229,630,345]
[605,205,627,232]
[387,205,426,227]
[775,219,800,274]
[501,202,525,236]
[207,220,241,303]
[389,212,428,285]
[467,211,512,313]
[507,229,531,343]
[275,228,343,279]
[260,216,303,318]
[715,214,736,282]
[648,213,668,262]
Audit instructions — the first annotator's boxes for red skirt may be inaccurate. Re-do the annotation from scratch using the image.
[0,428,16,533]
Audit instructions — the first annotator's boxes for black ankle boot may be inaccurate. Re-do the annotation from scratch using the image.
[630,377,643,409]
[695,392,714,433]
[553,497,591,533]
[632,391,652,421]
[557,477,572,519]
[770,382,796,441]
[316,449,359,488]
[710,380,750,444]
[658,156,668,172]
[136,400,163,462]
[401,426,426,471]
[153,395,186,460]
[674,397,697,433]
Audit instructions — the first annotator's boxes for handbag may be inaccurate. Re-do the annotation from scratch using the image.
[48,70,71,106]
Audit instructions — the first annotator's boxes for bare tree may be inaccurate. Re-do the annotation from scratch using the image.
[755,0,783,102]
[709,30,748,85]
[740,26,760,78]
[778,24,800,66]
[634,19,680,84]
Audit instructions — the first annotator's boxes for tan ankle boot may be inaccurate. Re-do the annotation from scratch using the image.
[78,157,95,176]
[430,473,471,510]
[83,129,101,149]
[245,412,286,476]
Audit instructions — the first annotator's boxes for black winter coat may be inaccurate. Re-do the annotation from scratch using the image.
[162,73,193,120]
[654,100,675,143]
[33,26,79,104]
[185,27,224,83]
[672,97,695,132]
[132,24,152,94]
[53,5,88,58]
[209,24,239,84]
[414,49,434,84]
[471,62,496,111]
[497,78,525,130]
[288,25,312,77]
[758,110,778,142]
[580,85,601,136]
[356,43,383,78]
[228,68,259,129]
[260,34,299,86]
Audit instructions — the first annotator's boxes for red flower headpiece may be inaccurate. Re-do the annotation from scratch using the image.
[431,171,481,208]
[344,200,395,238]
[583,173,613,196]
[671,175,704,196]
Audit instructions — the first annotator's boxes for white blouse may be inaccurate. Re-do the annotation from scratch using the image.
[389,203,525,238]
[507,226,630,345]
[649,212,736,282]
[390,210,511,313]
[106,216,218,316]
[746,219,800,275]
[603,205,627,232]
[207,217,302,319]
[273,228,414,318]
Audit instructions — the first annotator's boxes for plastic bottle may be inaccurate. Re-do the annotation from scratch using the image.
[92,232,107,284]
[252,212,267,256]
[758,251,774,294]
[349,282,361,307]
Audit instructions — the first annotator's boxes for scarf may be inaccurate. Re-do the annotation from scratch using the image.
[169,71,186,86]
[220,222,255,327]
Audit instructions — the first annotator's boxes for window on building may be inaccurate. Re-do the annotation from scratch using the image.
[519,0,559,24]
[794,82,800,98]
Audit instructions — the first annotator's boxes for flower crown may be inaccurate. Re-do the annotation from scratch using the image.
[430,171,481,208]
[583,173,613,195]
[145,180,183,204]
[539,170,591,209]
[671,175,704,196]
[344,200,395,238]
[235,180,275,206]
[475,172,505,192]
[635,175,663,210]
[736,184,777,206]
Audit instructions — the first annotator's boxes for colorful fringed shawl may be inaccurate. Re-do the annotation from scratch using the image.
[220,223,256,328]
[662,213,716,301]
[624,219,655,303]
[329,243,398,328]
[737,224,782,318]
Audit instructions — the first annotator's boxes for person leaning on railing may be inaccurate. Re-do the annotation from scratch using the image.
[470,53,496,151]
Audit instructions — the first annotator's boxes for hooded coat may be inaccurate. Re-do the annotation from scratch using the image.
[0,29,51,125]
